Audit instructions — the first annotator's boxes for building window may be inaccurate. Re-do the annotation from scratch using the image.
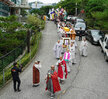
[11,0,17,4]
[0,2,10,16]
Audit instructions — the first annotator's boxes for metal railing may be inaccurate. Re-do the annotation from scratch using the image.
[0,41,26,73]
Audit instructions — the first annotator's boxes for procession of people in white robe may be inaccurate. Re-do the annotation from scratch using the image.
[46,21,89,98]
[53,22,88,79]
[45,8,89,98]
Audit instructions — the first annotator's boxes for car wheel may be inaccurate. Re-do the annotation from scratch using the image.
[101,48,103,53]
[104,54,108,62]
[91,39,94,45]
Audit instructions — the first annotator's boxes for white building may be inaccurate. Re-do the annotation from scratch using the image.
[29,1,52,9]
[0,0,30,17]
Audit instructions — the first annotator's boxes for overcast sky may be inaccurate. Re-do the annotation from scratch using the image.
[28,0,60,4]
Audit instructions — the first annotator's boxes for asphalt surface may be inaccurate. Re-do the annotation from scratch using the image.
[0,21,108,99]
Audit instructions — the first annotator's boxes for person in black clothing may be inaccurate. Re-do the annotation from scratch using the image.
[79,27,83,41]
[11,62,22,92]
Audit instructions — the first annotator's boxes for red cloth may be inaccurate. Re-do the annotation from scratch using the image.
[65,32,67,37]
[58,60,68,79]
[33,65,40,84]
[46,71,61,93]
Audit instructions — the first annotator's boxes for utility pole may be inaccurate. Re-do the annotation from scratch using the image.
[75,2,78,16]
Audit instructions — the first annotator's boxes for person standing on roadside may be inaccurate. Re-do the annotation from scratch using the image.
[80,38,88,57]
[11,62,22,92]
[79,27,83,41]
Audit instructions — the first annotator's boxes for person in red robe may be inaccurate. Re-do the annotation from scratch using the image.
[56,56,68,83]
[45,65,61,98]
[33,61,41,86]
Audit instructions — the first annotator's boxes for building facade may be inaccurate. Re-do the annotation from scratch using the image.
[0,0,30,17]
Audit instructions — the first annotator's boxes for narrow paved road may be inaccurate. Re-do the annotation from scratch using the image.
[0,21,108,99]
[60,39,108,99]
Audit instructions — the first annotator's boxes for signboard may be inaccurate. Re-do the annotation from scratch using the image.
[63,37,70,48]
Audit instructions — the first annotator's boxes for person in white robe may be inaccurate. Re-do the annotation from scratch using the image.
[69,42,76,64]
[71,40,77,47]
[58,27,64,39]
[57,22,60,32]
[70,39,77,54]
[80,38,88,57]
[62,22,66,27]
[53,40,62,59]
[57,22,61,29]
[60,38,64,54]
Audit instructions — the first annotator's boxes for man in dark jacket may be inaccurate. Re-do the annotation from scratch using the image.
[79,27,83,41]
[11,62,22,92]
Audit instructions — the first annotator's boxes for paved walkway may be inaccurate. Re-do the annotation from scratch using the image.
[0,21,108,99]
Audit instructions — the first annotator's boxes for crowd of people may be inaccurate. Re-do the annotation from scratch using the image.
[46,20,88,98]
[49,8,67,22]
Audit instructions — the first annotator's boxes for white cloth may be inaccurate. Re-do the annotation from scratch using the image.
[65,53,68,59]
[50,14,52,20]
[35,64,41,70]
[58,23,60,28]
[80,40,88,56]
[60,40,64,53]
[53,42,62,58]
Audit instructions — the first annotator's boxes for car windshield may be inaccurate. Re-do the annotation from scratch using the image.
[91,30,100,37]
[75,23,86,28]
[91,30,103,40]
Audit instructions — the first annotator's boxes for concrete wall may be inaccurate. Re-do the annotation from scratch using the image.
[21,0,27,5]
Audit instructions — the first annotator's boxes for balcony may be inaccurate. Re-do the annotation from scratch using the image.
[11,4,30,9]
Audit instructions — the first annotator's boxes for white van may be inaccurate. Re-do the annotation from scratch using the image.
[74,22,86,35]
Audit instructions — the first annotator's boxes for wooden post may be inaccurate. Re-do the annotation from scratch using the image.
[27,29,30,53]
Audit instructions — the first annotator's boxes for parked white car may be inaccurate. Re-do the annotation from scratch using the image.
[99,34,108,62]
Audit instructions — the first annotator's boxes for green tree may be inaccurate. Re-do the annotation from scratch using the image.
[0,15,27,56]
[85,0,108,30]
[30,5,53,16]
